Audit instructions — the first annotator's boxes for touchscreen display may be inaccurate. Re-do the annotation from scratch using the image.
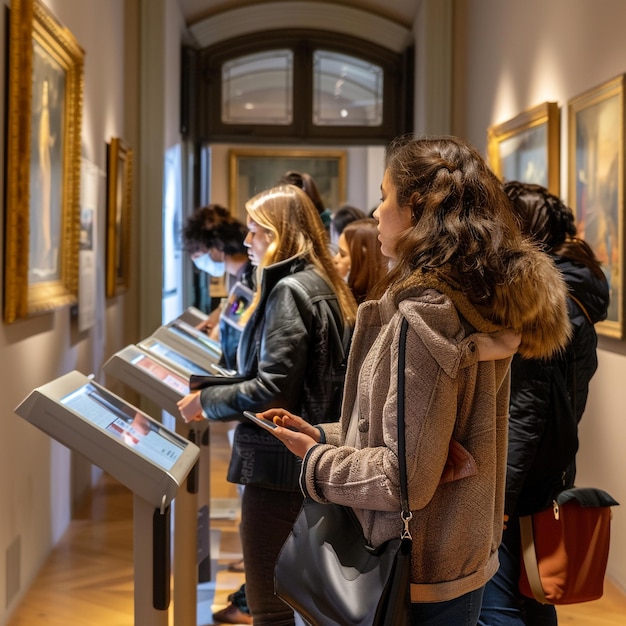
[61,383,185,470]
[131,353,189,395]
[141,338,211,375]
[169,321,221,356]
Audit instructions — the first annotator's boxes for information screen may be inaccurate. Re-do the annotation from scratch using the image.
[61,383,186,470]
[131,353,189,395]
[168,321,221,355]
[141,338,211,375]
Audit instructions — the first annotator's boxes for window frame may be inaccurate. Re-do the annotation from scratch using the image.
[194,29,411,144]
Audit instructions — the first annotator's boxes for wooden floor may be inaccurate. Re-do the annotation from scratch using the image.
[6,421,626,625]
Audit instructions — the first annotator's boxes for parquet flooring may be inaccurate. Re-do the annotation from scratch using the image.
[6,421,626,625]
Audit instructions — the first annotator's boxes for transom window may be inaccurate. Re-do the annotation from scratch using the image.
[192,30,412,143]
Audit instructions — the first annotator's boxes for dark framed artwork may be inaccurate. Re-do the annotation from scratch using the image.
[106,138,133,297]
[4,0,84,323]
[229,148,346,222]
[568,74,625,338]
[487,102,560,194]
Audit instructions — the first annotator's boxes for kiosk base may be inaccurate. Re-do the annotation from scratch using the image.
[133,494,169,626]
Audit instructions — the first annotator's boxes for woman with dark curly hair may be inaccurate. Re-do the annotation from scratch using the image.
[262,136,572,625]
[182,204,254,353]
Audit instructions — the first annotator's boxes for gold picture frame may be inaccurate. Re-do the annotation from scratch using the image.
[229,148,346,222]
[4,0,84,323]
[106,138,133,298]
[487,102,560,194]
[568,74,625,339]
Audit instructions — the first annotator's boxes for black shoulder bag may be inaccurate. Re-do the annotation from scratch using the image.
[274,318,412,626]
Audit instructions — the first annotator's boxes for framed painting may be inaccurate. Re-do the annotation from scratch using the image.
[106,138,133,297]
[568,74,625,339]
[487,102,560,194]
[4,0,84,323]
[229,148,346,222]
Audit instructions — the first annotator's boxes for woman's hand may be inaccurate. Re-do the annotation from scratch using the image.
[177,391,205,423]
[259,408,321,459]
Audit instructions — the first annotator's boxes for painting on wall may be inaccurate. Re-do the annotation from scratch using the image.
[4,0,84,323]
[106,138,133,298]
[569,74,625,339]
[229,148,346,222]
[487,102,560,194]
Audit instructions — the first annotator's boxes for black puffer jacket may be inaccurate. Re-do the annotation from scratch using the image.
[200,256,351,490]
[506,255,609,517]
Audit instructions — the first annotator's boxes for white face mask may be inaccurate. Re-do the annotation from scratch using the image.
[192,253,226,277]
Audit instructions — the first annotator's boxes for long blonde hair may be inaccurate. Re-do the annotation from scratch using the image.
[244,185,357,323]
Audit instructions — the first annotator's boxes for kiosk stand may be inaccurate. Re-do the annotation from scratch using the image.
[103,343,213,626]
[15,371,200,626]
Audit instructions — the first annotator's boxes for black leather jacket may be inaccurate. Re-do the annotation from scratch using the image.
[200,256,351,490]
[506,256,609,517]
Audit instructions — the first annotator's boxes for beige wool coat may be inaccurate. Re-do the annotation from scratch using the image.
[300,253,571,603]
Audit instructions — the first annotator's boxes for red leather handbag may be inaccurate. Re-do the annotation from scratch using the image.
[519,487,619,604]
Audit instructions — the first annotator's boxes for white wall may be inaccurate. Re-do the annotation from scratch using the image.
[0,1,139,622]
[451,0,626,592]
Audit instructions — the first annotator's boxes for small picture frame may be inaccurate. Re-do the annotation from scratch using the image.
[106,138,133,297]
[568,74,625,339]
[487,102,560,194]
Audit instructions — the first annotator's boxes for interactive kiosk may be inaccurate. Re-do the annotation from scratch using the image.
[15,370,200,626]
[177,306,209,328]
[103,343,214,626]
[150,319,222,370]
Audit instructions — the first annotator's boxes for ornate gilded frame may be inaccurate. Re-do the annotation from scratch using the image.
[487,102,560,194]
[106,138,133,297]
[229,148,346,222]
[568,74,625,339]
[4,0,84,323]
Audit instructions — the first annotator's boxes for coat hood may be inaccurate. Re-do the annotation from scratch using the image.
[486,241,571,359]
[392,241,571,360]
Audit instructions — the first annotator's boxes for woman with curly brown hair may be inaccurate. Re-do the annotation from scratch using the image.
[262,136,572,625]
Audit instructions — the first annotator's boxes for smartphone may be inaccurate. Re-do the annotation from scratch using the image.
[242,410,278,431]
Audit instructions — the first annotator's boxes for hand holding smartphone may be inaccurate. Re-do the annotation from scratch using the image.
[242,410,278,432]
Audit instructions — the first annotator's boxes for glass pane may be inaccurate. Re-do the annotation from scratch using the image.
[313,50,383,127]
[222,50,293,125]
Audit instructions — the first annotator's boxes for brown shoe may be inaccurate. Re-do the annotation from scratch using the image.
[227,558,245,573]
[212,603,253,625]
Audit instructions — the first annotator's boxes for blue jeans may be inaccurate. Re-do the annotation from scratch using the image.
[411,587,485,625]
[478,520,557,626]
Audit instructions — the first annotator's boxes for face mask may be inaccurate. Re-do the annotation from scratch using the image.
[192,253,226,277]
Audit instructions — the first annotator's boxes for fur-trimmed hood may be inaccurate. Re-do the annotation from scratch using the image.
[392,241,571,360]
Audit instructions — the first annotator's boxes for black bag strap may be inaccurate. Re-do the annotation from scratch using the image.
[397,317,413,540]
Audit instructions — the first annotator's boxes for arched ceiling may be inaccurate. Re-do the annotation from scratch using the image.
[178,0,416,53]
[178,0,420,29]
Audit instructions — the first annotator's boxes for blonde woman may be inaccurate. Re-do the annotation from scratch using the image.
[178,184,356,625]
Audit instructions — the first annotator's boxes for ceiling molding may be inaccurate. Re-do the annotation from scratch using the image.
[188,1,413,53]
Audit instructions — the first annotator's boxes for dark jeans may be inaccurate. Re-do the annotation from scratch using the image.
[478,519,557,626]
[411,587,485,625]
[240,484,303,625]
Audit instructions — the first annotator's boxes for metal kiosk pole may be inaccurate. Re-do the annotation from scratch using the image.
[133,494,171,626]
